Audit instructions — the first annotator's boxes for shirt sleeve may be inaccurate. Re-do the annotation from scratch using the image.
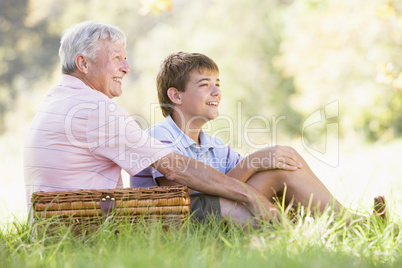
[146,124,183,180]
[225,146,243,174]
[87,102,172,177]
[131,167,156,188]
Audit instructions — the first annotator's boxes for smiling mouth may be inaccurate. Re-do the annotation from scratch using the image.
[206,102,219,106]
[112,77,122,82]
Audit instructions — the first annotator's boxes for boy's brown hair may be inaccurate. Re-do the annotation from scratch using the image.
[157,51,219,117]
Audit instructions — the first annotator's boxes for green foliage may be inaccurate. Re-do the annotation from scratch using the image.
[0,0,60,133]
[1,209,402,267]
[1,0,402,143]
[276,0,402,142]
[361,1,402,141]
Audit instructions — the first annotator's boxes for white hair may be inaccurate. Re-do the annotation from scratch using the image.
[59,21,126,74]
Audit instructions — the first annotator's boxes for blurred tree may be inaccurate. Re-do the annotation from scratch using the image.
[275,0,402,142]
[0,0,174,134]
[0,0,60,134]
[140,0,172,15]
[2,0,401,145]
[370,0,402,140]
[215,0,302,136]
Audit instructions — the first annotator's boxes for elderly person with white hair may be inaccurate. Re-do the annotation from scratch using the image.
[24,21,386,226]
[24,21,294,225]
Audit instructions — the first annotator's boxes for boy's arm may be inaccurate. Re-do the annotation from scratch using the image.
[151,152,277,219]
[226,145,303,182]
[225,160,257,183]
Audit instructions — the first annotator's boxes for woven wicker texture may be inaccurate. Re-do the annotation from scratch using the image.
[32,186,190,219]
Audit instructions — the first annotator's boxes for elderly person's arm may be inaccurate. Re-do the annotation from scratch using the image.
[152,152,277,220]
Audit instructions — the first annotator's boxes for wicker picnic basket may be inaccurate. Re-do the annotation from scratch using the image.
[31,186,191,231]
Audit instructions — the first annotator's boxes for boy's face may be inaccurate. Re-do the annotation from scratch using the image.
[178,69,221,122]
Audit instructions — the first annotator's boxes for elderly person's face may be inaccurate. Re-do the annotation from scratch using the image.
[85,40,130,98]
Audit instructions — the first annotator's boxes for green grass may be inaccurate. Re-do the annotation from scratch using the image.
[1,206,401,268]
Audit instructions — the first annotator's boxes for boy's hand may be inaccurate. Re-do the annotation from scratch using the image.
[252,145,302,172]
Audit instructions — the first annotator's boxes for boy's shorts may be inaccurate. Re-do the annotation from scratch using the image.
[189,193,221,223]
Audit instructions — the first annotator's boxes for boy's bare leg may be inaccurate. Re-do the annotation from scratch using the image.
[293,150,335,196]
[219,197,279,228]
[245,169,343,215]
[219,197,255,226]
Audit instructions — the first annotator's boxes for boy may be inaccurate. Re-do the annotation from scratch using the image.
[132,52,386,225]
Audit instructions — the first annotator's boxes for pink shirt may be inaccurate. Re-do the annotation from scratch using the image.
[24,75,171,207]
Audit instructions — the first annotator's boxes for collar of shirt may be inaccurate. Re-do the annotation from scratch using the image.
[58,74,92,90]
[165,115,214,154]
